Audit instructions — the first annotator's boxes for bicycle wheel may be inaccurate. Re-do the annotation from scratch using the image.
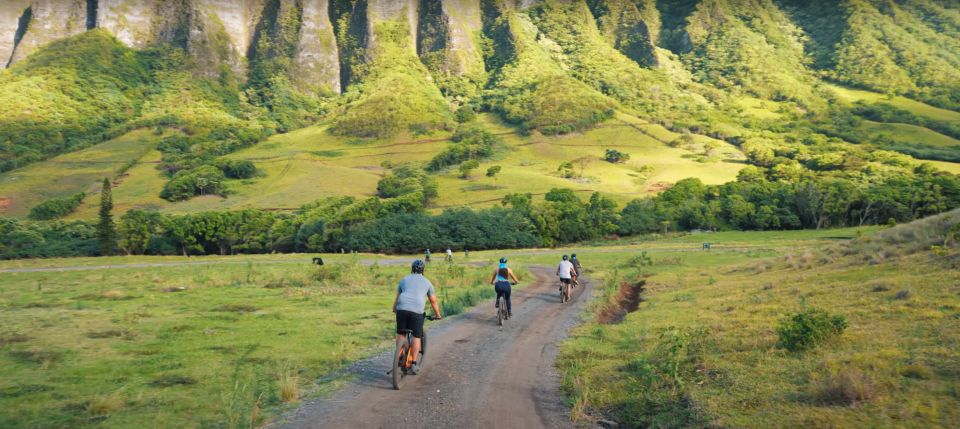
[497,298,504,326]
[560,283,566,303]
[419,331,427,370]
[392,340,406,390]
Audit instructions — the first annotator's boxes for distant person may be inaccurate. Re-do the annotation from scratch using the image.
[490,257,520,317]
[445,248,453,262]
[391,260,442,375]
[424,248,431,263]
[571,253,583,287]
[557,254,576,301]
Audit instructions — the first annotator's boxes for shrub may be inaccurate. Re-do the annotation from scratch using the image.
[160,166,227,201]
[458,160,480,179]
[28,193,86,220]
[777,308,848,352]
[604,149,630,164]
[815,368,876,406]
[215,159,258,179]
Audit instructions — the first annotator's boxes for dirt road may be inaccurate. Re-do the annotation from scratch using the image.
[274,267,593,429]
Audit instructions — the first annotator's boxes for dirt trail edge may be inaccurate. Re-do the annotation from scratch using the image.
[273,266,594,429]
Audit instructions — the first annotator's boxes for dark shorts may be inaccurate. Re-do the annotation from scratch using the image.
[396,310,425,338]
[560,278,572,285]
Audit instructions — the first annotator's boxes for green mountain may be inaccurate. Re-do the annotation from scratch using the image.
[0,0,959,240]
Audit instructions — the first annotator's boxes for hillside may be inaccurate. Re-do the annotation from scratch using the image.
[0,0,959,258]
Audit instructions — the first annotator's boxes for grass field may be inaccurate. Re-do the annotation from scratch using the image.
[860,121,960,150]
[826,84,960,124]
[0,130,161,217]
[0,254,502,428]
[558,211,960,428]
[2,220,954,428]
[59,113,744,218]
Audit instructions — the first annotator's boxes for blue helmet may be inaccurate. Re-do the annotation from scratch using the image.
[411,259,426,274]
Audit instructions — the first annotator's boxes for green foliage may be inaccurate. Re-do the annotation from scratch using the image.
[331,20,451,138]
[777,308,848,352]
[97,178,116,256]
[376,165,437,205]
[604,149,630,163]
[486,165,502,177]
[458,160,480,179]
[0,218,98,259]
[159,166,227,202]
[214,159,259,179]
[0,30,151,172]
[27,193,85,221]
[427,126,501,171]
[482,7,616,134]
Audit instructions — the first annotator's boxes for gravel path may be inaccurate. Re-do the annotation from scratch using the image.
[272,266,595,429]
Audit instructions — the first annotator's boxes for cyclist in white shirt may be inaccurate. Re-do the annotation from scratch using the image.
[557,254,576,302]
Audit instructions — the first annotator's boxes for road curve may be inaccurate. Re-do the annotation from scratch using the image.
[272,267,594,429]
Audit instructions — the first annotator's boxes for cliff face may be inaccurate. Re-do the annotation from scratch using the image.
[366,0,419,54]
[96,0,158,48]
[188,0,266,78]
[439,0,484,78]
[9,0,88,65]
[0,1,30,67]
[294,0,341,94]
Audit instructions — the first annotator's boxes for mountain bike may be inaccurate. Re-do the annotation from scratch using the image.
[559,279,571,303]
[389,315,437,390]
[496,282,516,327]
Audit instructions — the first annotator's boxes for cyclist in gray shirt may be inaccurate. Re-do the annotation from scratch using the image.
[392,260,442,374]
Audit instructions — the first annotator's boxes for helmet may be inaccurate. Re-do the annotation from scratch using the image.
[411,259,425,274]
[571,253,577,259]
[499,257,508,264]
[562,254,569,261]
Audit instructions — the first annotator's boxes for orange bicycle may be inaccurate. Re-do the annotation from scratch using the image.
[389,315,437,390]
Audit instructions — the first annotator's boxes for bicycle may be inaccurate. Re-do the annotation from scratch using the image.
[559,280,571,303]
[496,282,516,327]
[389,315,437,390]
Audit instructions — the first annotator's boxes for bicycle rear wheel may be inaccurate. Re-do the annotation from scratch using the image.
[392,340,406,390]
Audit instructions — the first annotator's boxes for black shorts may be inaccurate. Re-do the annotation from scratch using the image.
[560,278,572,285]
[396,310,425,338]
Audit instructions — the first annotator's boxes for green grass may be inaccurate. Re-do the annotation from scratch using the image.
[557,213,960,427]
[0,255,502,428]
[826,84,960,124]
[0,130,161,217]
[57,112,743,217]
[861,121,960,150]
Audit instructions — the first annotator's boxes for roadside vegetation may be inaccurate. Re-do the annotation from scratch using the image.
[559,209,960,427]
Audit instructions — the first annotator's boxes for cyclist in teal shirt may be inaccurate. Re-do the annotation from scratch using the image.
[489,257,520,317]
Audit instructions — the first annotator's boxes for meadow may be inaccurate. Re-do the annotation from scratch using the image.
[60,113,744,218]
[558,210,960,428]
[0,255,500,428]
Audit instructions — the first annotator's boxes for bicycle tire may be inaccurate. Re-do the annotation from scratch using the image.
[497,298,504,326]
[392,340,405,390]
[419,331,426,370]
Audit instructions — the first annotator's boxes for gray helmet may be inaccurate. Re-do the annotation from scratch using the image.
[562,254,569,261]
[412,259,425,274]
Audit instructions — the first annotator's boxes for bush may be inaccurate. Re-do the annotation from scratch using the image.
[604,149,630,164]
[777,308,848,352]
[160,165,227,201]
[28,193,86,220]
[215,159,258,179]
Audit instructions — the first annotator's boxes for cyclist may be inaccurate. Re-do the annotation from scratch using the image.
[557,255,576,301]
[424,248,431,263]
[489,257,520,317]
[391,260,442,375]
[445,248,453,262]
[571,253,583,287]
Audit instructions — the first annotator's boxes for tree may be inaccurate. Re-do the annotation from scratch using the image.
[486,165,502,178]
[97,178,117,255]
[604,149,630,163]
[575,156,593,175]
[459,160,480,179]
[557,161,575,178]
